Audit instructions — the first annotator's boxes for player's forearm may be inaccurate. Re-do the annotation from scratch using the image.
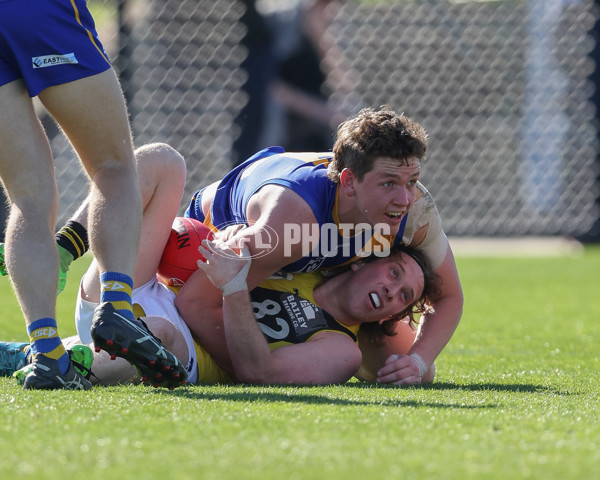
[222,291,275,384]
[408,244,464,369]
[409,294,463,366]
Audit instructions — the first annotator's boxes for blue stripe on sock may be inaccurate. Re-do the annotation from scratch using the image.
[27,317,56,335]
[27,318,69,374]
[100,271,133,289]
[103,291,134,302]
[100,271,135,320]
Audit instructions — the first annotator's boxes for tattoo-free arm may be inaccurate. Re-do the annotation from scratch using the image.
[197,240,362,384]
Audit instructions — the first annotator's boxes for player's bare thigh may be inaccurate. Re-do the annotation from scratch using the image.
[37,69,135,177]
[0,79,56,206]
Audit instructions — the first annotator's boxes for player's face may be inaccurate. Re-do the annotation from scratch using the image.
[345,251,425,323]
[344,156,421,235]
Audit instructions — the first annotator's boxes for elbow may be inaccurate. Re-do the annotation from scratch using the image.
[457,286,465,315]
[456,289,464,313]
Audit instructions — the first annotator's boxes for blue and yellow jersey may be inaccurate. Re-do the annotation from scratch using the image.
[185,147,408,273]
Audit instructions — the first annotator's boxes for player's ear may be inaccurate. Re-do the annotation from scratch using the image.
[340,168,357,196]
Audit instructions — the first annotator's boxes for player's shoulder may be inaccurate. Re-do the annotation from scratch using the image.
[411,181,439,217]
[416,180,434,201]
[403,181,442,241]
[259,271,323,301]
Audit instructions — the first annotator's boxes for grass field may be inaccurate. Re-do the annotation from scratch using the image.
[1,245,599,479]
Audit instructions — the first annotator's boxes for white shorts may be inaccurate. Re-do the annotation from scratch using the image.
[75,276,198,384]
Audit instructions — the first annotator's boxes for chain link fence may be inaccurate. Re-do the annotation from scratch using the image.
[7,0,599,238]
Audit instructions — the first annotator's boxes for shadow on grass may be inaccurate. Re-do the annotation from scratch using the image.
[139,381,533,408]
[404,381,567,394]
[139,378,573,408]
[157,388,493,409]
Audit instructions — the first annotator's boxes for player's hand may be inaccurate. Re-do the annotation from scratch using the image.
[376,353,426,385]
[213,224,247,243]
[197,239,251,295]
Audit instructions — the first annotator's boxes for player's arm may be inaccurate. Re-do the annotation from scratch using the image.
[223,291,362,384]
[175,186,317,364]
[196,239,362,385]
[240,184,318,288]
[372,242,463,385]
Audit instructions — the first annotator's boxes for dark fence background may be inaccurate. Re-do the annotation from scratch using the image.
[2,0,599,239]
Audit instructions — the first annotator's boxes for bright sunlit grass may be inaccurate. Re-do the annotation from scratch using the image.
[1,246,599,479]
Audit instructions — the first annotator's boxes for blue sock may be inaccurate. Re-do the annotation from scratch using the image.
[27,318,69,374]
[24,344,32,364]
[100,272,135,321]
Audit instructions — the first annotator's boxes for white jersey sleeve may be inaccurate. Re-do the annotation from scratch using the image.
[402,181,449,270]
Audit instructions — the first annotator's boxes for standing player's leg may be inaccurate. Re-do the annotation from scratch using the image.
[0,79,91,390]
[3,141,187,385]
[38,72,186,387]
[38,68,142,319]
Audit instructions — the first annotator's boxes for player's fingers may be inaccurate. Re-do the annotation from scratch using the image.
[387,376,422,386]
[384,353,403,366]
[377,354,423,384]
[377,368,421,385]
[196,258,208,270]
[198,241,214,259]
[377,362,406,379]
[378,354,408,376]
[202,238,235,258]
[216,223,246,242]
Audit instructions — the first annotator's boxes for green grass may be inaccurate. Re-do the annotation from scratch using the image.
[1,246,599,479]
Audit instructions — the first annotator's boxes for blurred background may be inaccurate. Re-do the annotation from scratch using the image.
[1,0,599,240]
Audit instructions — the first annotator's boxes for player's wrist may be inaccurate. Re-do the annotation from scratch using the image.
[220,269,249,296]
[409,352,429,378]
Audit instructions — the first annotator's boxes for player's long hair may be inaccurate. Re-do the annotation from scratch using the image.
[328,105,428,183]
[358,244,438,346]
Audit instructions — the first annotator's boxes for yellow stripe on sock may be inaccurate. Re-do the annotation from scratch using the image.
[101,281,133,297]
[111,300,134,313]
[43,344,68,361]
[61,230,83,258]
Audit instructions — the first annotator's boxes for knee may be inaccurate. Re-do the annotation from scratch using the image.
[135,143,186,175]
[143,316,177,346]
[135,143,186,189]
[7,189,58,223]
[143,316,188,363]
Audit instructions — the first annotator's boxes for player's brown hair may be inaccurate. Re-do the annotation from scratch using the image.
[328,106,428,182]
